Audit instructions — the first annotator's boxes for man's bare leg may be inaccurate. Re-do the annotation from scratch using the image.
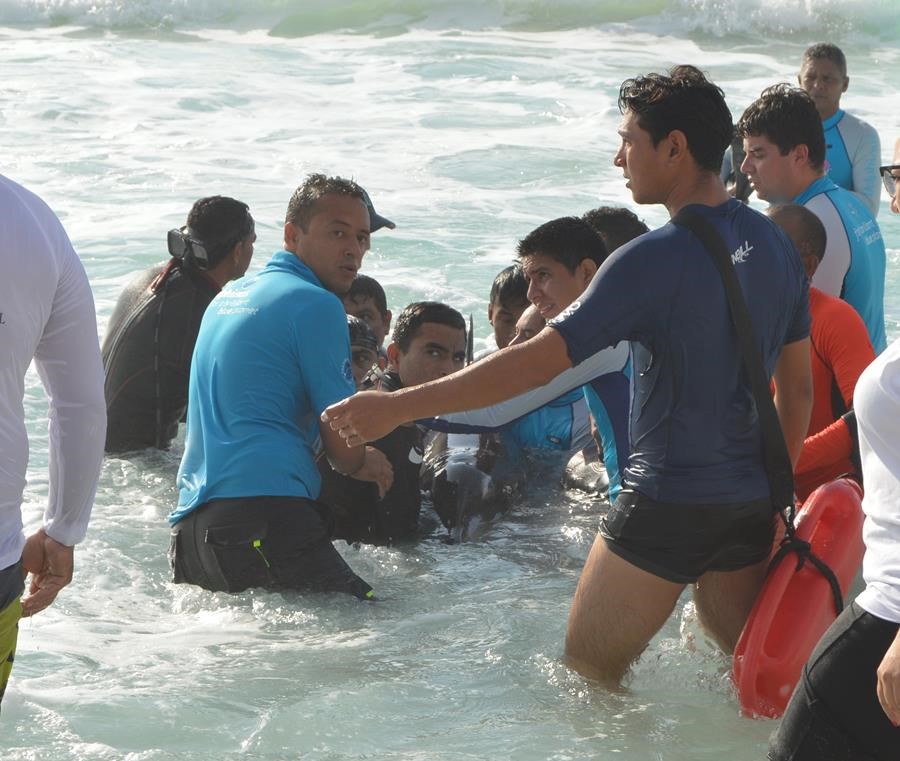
[565,535,685,686]
[693,558,769,653]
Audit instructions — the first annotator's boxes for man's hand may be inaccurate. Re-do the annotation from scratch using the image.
[323,390,402,447]
[20,528,74,617]
[877,630,900,726]
[351,446,394,498]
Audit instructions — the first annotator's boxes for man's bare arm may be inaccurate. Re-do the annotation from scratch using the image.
[772,337,813,468]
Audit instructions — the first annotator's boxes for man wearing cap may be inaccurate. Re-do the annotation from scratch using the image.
[168,174,394,598]
[359,187,396,234]
[102,195,256,453]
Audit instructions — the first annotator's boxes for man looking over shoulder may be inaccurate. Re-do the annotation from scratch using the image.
[102,195,256,453]
[324,66,813,685]
[798,43,881,216]
[739,83,887,353]
[169,174,391,600]
[0,173,106,708]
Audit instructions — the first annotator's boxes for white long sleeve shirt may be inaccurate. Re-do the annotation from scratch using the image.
[855,338,900,623]
[0,174,106,569]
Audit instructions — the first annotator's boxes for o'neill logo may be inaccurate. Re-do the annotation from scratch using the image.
[550,299,582,325]
[732,241,753,264]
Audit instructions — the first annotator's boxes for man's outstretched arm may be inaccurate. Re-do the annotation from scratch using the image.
[323,326,573,445]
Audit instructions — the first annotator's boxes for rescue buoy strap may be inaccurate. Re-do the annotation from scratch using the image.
[768,534,844,617]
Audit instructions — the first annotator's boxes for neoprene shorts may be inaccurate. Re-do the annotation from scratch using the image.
[768,601,900,761]
[0,560,24,711]
[170,497,374,600]
[599,487,775,583]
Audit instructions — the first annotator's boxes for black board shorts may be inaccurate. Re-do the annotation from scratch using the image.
[169,496,373,600]
[599,487,775,583]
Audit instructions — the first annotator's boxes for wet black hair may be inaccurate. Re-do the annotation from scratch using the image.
[185,195,254,269]
[516,216,608,273]
[489,265,528,309]
[582,206,649,252]
[347,314,379,352]
[285,173,365,231]
[392,301,466,353]
[618,64,733,173]
[345,273,388,317]
[736,84,826,172]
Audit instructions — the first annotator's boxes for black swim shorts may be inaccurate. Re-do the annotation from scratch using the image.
[768,601,900,761]
[599,487,775,583]
[170,496,373,600]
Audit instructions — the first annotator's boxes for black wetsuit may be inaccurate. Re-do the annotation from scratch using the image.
[102,260,219,453]
[318,371,425,545]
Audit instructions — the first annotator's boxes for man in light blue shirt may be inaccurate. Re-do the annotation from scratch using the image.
[169,174,392,599]
[739,84,887,353]
[798,43,881,216]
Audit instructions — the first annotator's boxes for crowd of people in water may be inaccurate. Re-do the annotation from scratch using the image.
[2,40,900,759]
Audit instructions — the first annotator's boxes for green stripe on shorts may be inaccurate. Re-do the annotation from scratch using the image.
[0,597,22,708]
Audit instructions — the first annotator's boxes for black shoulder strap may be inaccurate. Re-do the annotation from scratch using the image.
[671,207,795,513]
[673,208,846,615]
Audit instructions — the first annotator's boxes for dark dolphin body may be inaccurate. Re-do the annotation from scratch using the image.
[424,435,608,542]
[426,432,523,542]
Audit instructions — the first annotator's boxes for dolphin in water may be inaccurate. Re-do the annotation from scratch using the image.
[426,432,523,542]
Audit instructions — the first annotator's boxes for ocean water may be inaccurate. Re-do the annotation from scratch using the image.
[2,1,899,759]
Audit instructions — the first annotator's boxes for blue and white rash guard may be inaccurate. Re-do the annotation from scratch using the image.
[822,109,882,217]
[796,176,887,354]
[422,341,631,499]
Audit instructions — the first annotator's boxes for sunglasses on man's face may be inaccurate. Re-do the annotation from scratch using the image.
[880,165,900,196]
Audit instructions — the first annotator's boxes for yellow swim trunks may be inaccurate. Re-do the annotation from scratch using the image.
[0,557,24,712]
[0,596,22,708]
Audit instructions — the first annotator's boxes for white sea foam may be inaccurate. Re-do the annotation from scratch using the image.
[0,0,898,38]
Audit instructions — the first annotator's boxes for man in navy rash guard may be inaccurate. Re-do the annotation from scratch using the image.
[323,66,813,685]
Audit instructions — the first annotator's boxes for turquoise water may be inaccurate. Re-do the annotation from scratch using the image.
[2,1,899,759]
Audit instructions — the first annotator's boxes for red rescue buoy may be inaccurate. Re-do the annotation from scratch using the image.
[733,477,865,719]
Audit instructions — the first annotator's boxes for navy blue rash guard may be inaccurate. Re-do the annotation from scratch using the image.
[550,199,810,504]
